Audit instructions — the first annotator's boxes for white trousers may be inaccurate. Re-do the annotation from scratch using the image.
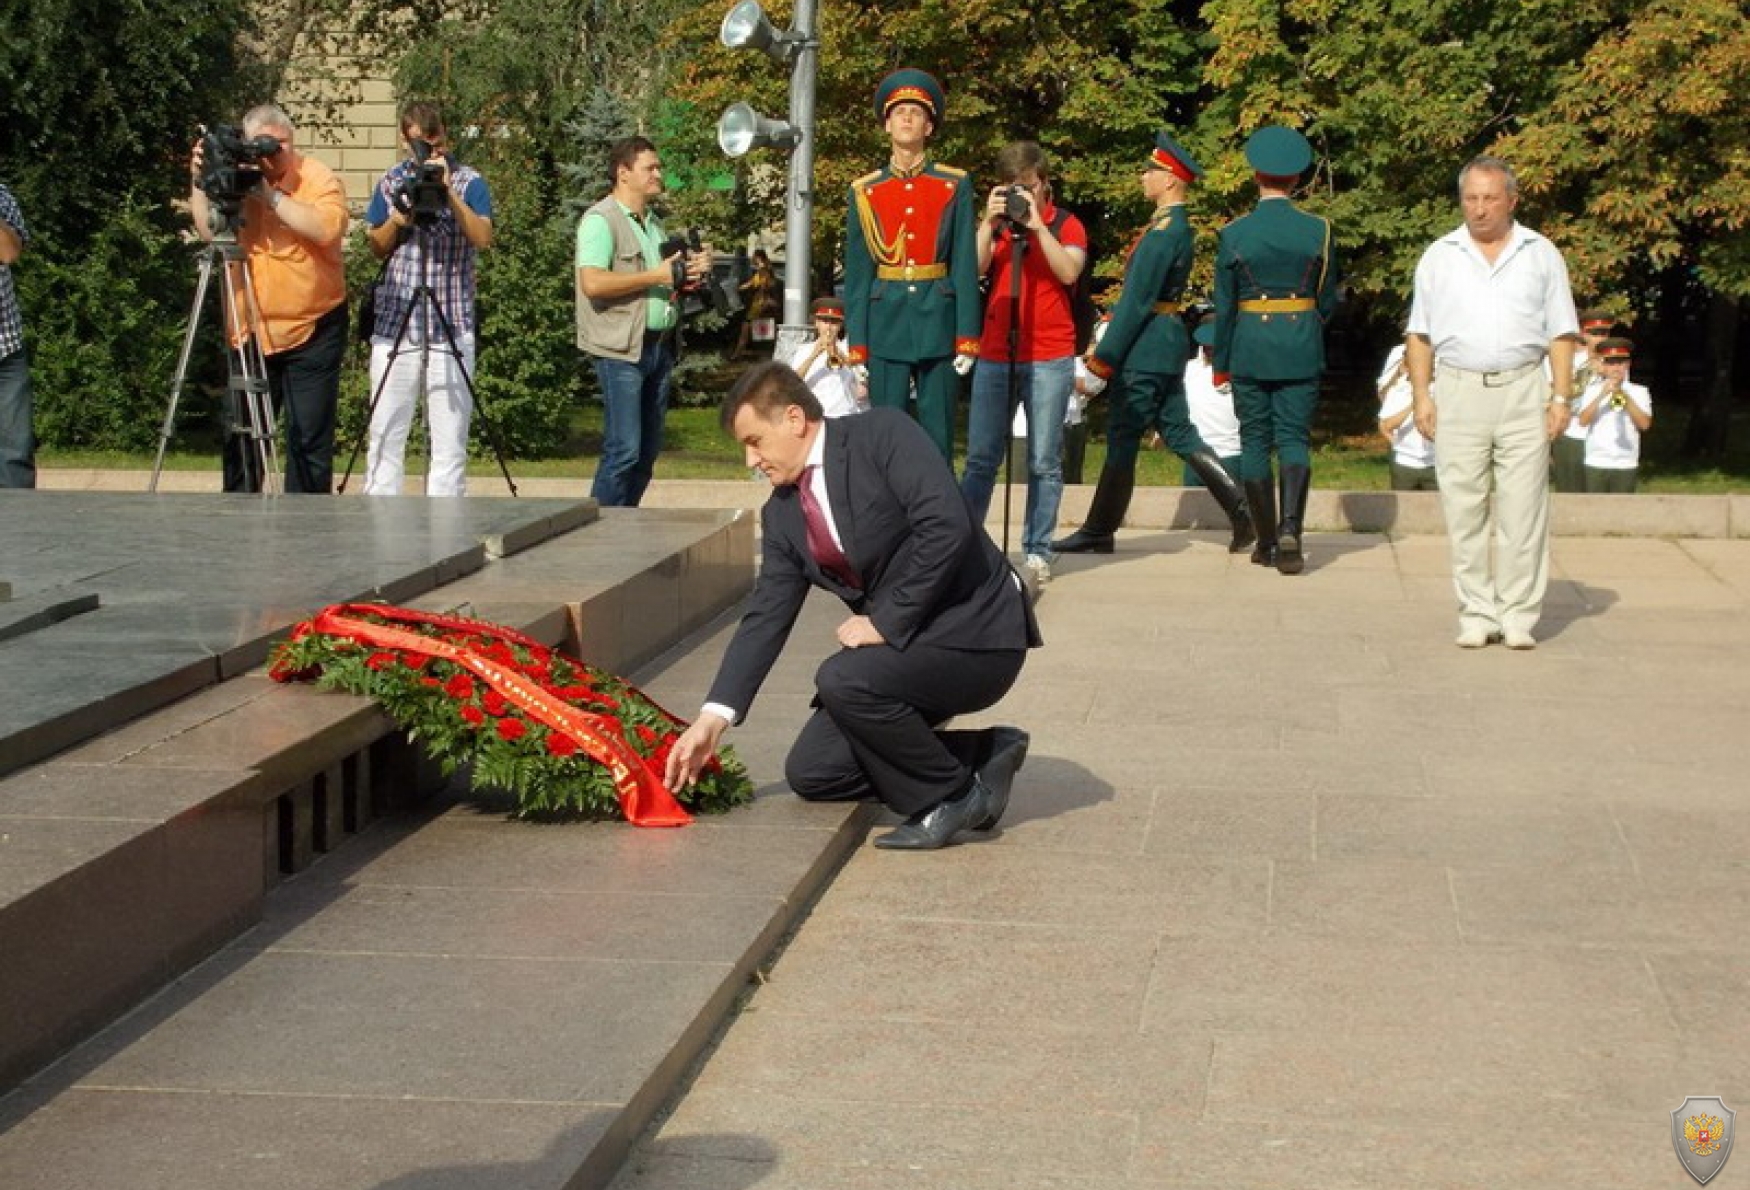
[363,333,475,496]
[1433,362,1551,636]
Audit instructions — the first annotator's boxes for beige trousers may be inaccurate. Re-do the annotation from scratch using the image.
[1432,362,1551,636]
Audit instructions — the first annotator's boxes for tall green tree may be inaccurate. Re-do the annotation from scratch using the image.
[1500,0,1750,460]
[1,0,256,450]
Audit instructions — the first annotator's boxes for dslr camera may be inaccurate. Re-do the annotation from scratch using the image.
[392,139,450,223]
[996,184,1032,226]
[659,228,732,318]
[198,124,283,232]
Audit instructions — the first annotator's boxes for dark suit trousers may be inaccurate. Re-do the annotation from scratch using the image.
[784,639,1026,817]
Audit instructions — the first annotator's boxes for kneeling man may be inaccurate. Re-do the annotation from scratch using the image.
[665,362,1040,850]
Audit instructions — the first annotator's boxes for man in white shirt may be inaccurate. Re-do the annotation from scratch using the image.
[1577,337,1652,492]
[1407,155,1579,650]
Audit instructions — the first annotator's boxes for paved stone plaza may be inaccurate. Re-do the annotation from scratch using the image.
[612,529,1750,1189]
[3,511,1749,1188]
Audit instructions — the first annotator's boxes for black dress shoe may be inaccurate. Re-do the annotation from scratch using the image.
[1251,542,1277,567]
[1228,521,1257,554]
[1050,529,1114,555]
[973,726,1029,831]
[873,778,992,851]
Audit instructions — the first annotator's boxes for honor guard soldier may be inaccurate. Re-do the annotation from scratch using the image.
[844,68,982,460]
[1213,125,1340,574]
[1053,131,1253,556]
[1554,308,1615,492]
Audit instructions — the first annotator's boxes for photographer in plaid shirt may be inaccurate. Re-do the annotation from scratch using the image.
[361,101,494,496]
[0,178,33,488]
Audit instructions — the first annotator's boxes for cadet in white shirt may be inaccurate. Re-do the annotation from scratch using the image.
[783,296,866,419]
[1577,336,1652,493]
[1406,155,1579,651]
[1554,309,1615,492]
[1181,321,1243,487]
[1376,343,1437,490]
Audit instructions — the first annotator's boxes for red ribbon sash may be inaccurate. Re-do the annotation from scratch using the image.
[278,604,691,827]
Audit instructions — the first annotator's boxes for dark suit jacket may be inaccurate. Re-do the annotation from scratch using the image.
[707,408,1042,722]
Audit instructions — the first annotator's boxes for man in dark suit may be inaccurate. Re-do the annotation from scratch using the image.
[1212,125,1340,575]
[665,362,1039,851]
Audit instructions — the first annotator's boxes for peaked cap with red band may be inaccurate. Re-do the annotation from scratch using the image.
[1149,130,1203,182]
[875,68,946,124]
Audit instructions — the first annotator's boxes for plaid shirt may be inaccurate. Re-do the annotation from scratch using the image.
[0,183,26,358]
[369,161,489,342]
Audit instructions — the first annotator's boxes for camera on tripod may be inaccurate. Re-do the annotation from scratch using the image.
[393,139,451,223]
[996,185,1032,228]
[660,228,732,318]
[197,124,283,233]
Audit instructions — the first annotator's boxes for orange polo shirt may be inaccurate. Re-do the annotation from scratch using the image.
[235,153,348,354]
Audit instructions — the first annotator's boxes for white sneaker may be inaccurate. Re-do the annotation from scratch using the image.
[1455,625,1498,649]
[1024,554,1052,584]
[1502,628,1536,651]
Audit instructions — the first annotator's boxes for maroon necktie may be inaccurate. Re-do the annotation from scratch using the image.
[798,466,858,588]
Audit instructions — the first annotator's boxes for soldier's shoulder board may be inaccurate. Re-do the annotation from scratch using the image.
[931,163,967,179]
[852,169,884,189]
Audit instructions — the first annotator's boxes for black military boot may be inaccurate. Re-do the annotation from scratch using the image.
[1051,464,1135,554]
[1185,450,1256,554]
[1244,479,1277,568]
[1276,463,1311,575]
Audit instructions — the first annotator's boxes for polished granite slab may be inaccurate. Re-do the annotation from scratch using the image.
[0,492,596,777]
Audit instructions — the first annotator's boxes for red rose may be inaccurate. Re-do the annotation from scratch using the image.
[460,705,486,727]
[445,674,475,700]
[635,724,658,745]
[482,690,508,716]
[495,717,527,742]
[366,651,398,670]
[546,732,580,757]
[421,677,443,689]
[402,653,431,671]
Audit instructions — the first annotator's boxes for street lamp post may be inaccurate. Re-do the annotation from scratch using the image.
[717,0,819,353]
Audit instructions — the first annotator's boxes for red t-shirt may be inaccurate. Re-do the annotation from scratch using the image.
[979,205,1088,363]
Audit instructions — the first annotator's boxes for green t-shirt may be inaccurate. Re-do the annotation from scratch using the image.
[575,201,676,332]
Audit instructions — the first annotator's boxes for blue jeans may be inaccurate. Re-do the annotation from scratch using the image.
[960,355,1073,558]
[590,334,674,507]
[0,347,34,488]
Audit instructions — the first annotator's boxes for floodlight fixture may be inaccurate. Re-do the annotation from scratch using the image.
[717,102,801,158]
[720,0,799,64]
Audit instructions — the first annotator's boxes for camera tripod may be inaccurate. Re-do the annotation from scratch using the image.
[150,232,280,493]
[337,215,517,496]
[995,218,1028,556]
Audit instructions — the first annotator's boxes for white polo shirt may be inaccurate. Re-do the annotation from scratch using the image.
[1580,378,1652,470]
[1405,222,1579,373]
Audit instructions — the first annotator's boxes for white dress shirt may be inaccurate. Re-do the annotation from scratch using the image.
[1405,222,1579,373]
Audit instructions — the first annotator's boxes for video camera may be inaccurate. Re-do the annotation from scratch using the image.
[197,124,283,233]
[392,139,450,223]
[659,228,732,318]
